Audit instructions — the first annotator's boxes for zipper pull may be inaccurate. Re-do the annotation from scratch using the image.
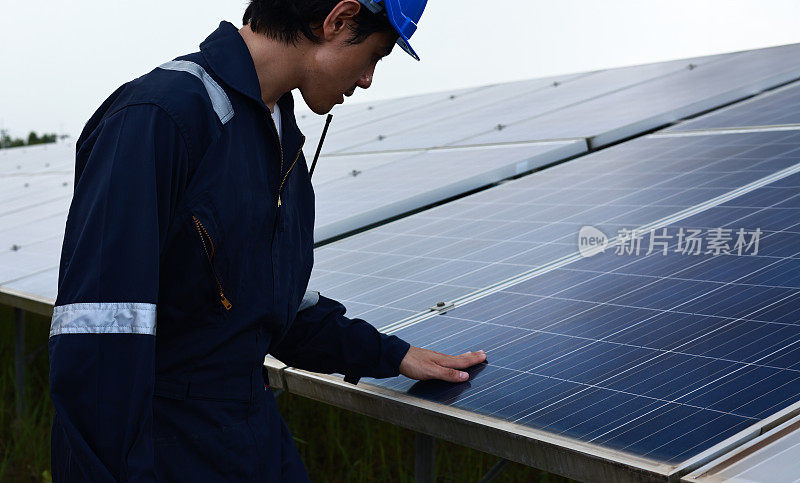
[220,294,232,310]
[276,197,283,233]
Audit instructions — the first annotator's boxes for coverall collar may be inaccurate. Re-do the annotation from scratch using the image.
[200,21,305,149]
[201,21,266,106]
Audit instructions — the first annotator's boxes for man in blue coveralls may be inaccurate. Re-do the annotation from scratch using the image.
[48,0,488,481]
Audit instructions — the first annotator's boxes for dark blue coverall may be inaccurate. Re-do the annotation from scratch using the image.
[48,21,411,481]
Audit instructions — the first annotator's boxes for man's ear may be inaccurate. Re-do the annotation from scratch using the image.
[321,0,362,41]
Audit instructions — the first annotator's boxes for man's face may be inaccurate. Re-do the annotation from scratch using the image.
[301,29,396,114]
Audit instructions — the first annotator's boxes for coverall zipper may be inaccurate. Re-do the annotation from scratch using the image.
[267,112,305,234]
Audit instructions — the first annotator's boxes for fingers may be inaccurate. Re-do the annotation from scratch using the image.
[433,365,470,382]
[438,350,487,369]
[430,350,487,382]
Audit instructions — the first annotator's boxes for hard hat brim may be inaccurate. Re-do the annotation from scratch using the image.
[396,36,420,61]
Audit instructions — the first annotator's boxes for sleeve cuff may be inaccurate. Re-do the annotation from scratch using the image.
[343,334,411,385]
[382,334,411,377]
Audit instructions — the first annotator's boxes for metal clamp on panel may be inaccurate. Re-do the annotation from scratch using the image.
[429,301,454,314]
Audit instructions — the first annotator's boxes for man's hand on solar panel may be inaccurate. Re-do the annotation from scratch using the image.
[398,346,487,382]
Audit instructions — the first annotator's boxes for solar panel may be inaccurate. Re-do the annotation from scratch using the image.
[0,142,74,174]
[667,80,800,133]
[2,266,59,302]
[457,43,800,149]
[0,143,74,309]
[295,85,484,139]
[309,151,413,186]
[299,73,586,156]
[310,129,800,329]
[0,215,64,279]
[334,51,734,155]
[356,162,800,466]
[313,140,586,242]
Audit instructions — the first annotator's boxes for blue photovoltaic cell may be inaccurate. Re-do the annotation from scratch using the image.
[362,171,800,464]
[667,80,800,132]
[310,129,800,329]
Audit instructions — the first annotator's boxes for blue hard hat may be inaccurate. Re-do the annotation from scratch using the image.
[357,0,428,61]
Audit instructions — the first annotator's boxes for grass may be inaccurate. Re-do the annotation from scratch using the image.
[0,305,53,482]
[1,304,574,482]
[278,392,571,482]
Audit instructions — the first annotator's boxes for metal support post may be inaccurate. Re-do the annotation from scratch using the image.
[14,308,27,417]
[478,458,511,483]
[414,432,435,483]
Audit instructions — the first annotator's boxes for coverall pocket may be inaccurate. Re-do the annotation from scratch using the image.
[190,210,233,312]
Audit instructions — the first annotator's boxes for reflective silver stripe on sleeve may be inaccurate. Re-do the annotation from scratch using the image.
[50,302,157,337]
[298,291,320,312]
[157,60,235,124]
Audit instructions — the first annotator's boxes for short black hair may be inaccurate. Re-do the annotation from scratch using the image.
[243,0,396,46]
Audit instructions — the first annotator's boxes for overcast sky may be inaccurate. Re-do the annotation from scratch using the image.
[2,0,800,139]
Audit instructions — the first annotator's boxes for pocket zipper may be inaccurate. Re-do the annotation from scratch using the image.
[192,215,232,310]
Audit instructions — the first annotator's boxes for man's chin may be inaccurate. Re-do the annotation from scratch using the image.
[298,90,334,115]
[307,100,338,116]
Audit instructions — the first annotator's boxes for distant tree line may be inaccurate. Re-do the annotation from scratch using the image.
[0,130,68,149]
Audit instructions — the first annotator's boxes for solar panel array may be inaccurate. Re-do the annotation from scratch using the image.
[301,43,800,243]
[299,43,800,157]
[4,41,800,478]
[364,164,800,464]
[310,129,800,328]
[307,122,800,467]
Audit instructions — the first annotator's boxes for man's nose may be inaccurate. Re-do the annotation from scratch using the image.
[356,65,375,89]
